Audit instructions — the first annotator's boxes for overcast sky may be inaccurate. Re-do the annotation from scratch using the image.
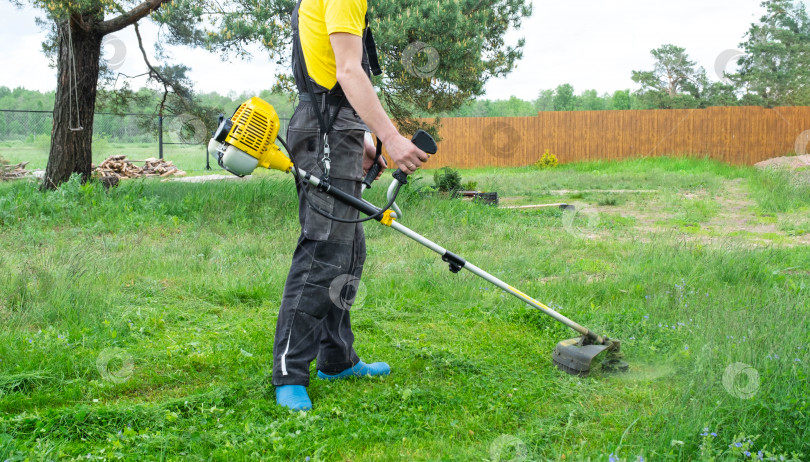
[0,0,767,100]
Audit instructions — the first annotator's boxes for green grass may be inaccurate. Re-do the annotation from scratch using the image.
[0,158,808,461]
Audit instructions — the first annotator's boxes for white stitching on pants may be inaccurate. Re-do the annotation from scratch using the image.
[279,241,317,376]
[280,308,296,376]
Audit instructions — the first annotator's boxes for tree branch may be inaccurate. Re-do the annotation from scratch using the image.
[134,22,172,116]
[97,0,170,35]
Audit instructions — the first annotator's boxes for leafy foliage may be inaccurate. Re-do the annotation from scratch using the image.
[433,167,463,193]
[552,83,576,111]
[735,0,810,106]
[533,149,558,169]
[365,0,532,134]
[630,44,719,109]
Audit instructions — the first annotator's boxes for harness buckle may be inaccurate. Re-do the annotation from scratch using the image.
[322,133,331,180]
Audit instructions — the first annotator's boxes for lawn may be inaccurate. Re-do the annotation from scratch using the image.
[0,157,808,461]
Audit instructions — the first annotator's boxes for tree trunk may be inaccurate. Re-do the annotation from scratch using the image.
[42,16,102,190]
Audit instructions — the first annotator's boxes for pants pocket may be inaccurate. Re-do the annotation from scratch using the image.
[302,186,334,241]
[297,240,354,319]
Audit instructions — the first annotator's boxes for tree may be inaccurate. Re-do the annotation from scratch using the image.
[735,0,810,106]
[359,0,532,134]
[631,44,707,109]
[534,89,554,112]
[632,44,701,97]
[578,89,605,111]
[610,90,632,110]
[21,0,532,188]
[19,0,294,189]
[702,82,740,107]
[552,84,575,111]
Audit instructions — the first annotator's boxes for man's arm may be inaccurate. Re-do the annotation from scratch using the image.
[330,32,428,174]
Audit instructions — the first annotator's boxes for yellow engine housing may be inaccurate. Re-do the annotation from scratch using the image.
[220,97,293,174]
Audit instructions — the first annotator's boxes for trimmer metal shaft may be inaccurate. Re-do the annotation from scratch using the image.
[293,167,608,346]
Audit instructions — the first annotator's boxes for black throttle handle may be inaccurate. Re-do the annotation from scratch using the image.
[393,129,438,185]
[363,130,438,188]
[362,136,386,189]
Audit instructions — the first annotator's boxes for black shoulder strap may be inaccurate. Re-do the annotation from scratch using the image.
[293,0,380,134]
[292,0,335,135]
[364,14,382,76]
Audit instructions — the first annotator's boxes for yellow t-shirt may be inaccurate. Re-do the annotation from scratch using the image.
[298,0,367,90]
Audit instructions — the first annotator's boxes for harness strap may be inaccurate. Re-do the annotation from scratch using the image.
[292,0,380,137]
[298,92,353,108]
[292,0,334,136]
[364,22,382,76]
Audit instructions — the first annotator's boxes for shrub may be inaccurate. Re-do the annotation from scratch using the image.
[534,149,558,169]
[461,181,478,191]
[433,167,463,193]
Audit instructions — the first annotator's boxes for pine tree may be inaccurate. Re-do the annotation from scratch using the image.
[735,0,810,106]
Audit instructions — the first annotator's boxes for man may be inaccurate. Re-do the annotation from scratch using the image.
[272,0,429,411]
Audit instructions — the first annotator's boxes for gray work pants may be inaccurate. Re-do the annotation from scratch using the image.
[272,102,369,387]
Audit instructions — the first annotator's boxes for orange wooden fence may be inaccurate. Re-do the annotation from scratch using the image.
[414,106,810,168]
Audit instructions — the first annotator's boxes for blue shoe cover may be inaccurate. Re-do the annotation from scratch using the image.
[275,385,312,411]
[317,361,391,380]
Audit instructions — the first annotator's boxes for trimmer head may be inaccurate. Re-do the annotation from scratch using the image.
[552,337,627,377]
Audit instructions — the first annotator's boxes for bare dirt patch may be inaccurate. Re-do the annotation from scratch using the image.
[586,178,809,246]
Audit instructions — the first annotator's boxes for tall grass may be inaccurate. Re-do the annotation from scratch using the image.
[749,168,810,212]
[0,158,807,461]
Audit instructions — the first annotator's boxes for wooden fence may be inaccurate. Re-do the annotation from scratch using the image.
[414,106,810,168]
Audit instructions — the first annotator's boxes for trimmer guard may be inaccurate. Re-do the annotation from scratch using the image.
[553,337,624,377]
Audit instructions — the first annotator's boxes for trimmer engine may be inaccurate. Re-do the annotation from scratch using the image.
[208,96,293,176]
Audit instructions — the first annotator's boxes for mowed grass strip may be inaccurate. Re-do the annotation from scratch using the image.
[0,157,808,461]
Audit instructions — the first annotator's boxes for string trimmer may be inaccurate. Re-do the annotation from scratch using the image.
[208,97,627,377]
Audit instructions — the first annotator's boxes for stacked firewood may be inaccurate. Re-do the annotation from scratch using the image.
[94,155,187,179]
[0,161,30,180]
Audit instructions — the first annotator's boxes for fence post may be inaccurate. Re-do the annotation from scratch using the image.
[158,115,164,160]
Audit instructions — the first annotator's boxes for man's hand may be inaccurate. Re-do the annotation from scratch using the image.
[331,32,430,176]
[383,134,428,175]
[362,132,386,180]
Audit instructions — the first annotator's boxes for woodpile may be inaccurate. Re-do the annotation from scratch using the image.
[94,155,186,179]
[0,161,30,180]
